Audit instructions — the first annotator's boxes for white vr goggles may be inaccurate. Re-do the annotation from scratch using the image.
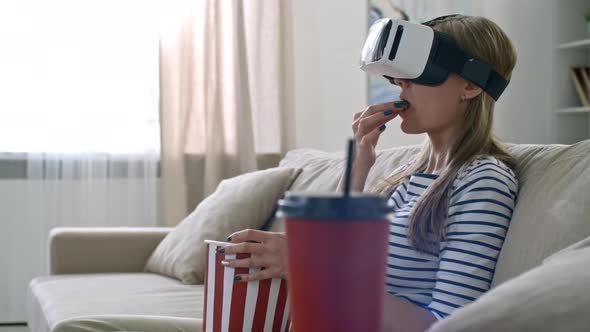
[360,16,509,100]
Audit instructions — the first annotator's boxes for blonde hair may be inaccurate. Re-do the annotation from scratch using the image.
[373,15,517,254]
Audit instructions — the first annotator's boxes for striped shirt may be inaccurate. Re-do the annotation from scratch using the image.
[385,156,518,320]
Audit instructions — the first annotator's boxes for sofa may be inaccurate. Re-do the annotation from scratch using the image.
[27,140,590,332]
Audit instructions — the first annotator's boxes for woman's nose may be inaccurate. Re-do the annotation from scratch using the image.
[393,78,409,88]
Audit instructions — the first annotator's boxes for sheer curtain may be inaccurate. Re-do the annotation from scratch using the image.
[17,0,161,228]
[0,0,160,322]
[159,0,294,226]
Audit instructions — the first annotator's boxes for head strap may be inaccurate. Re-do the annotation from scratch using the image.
[431,31,508,100]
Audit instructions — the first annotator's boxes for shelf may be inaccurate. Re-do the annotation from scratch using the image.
[555,106,590,114]
[557,38,590,49]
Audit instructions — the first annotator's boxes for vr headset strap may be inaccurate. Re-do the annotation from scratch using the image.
[433,32,508,100]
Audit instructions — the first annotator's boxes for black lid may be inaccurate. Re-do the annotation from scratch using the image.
[276,192,394,221]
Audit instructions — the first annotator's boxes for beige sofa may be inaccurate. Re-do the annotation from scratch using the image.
[27,140,590,332]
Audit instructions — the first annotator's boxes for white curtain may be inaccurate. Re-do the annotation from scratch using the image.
[20,0,161,243]
[0,0,160,322]
[0,0,292,320]
[159,0,293,226]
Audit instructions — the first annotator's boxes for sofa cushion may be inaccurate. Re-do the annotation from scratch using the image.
[145,167,301,284]
[275,141,590,285]
[426,244,590,332]
[27,273,204,332]
[492,140,590,286]
[277,146,420,194]
[543,234,590,263]
[51,315,203,332]
[276,149,343,195]
[270,146,419,232]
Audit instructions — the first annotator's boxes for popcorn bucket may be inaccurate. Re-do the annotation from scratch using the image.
[204,240,290,332]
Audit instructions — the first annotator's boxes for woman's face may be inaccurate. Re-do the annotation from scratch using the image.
[393,74,468,136]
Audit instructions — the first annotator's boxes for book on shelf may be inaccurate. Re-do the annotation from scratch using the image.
[570,66,590,106]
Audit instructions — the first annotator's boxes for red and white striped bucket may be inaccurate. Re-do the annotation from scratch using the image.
[204,240,291,332]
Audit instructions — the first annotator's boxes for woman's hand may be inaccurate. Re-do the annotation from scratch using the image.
[220,229,288,282]
[352,101,404,170]
[342,101,406,192]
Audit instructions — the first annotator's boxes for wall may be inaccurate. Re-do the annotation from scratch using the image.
[291,0,589,152]
[291,0,402,152]
[291,0,430,151]
[479,0,555,144]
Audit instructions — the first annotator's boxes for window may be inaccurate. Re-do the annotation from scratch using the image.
[0,0,160,154]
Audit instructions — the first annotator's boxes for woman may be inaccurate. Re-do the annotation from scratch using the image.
[219,14,518,331]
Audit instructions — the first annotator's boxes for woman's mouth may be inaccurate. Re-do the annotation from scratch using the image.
[394,100,409,109]
[394,99,410,113]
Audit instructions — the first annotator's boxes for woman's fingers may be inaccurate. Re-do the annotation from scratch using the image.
[222,256,269,269]
[353,111,362,121]
[361,100,408,119]
[351,100,409,169]
[353,109,396,135]
[363,101,399,117]
[219,231,287,281]
[234,269,275,282]
[353,101,407,135]
[222,242,266,256]
[359,123,386,148]
[353,105,394,134]
[355,110,398,139]
[227,228,270,243]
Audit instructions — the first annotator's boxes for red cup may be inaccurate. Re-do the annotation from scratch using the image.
[277,193,392,332]
[203,240,291,332]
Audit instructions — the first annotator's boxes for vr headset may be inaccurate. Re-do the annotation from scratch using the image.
[360,16,509,100]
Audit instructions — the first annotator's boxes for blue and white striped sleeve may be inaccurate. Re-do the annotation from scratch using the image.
[425,159,518,319]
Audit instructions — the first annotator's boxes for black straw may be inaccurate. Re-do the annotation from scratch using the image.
[343,138,355,197]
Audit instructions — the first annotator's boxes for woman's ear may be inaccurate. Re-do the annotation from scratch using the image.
[463,81,483,100]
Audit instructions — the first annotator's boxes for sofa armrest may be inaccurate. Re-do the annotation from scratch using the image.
[50,227,172,275]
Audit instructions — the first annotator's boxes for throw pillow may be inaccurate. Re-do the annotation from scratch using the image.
[543,235,590,263]
[145,167,302,284]
[492,141,590,286]
[426,244,590,332]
